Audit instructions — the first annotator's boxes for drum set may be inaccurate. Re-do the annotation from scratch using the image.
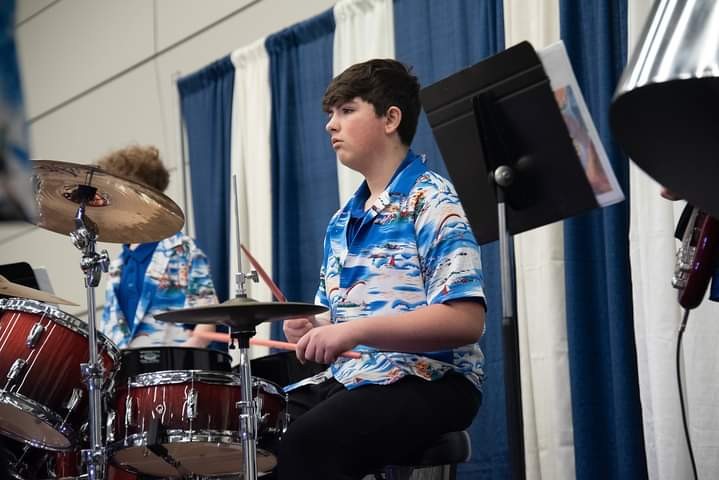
[0,160,326,479]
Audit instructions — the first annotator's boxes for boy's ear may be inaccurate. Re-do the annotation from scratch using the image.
[384,106,402,136]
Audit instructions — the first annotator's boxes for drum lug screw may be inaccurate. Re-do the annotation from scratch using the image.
[124,395,134,427]
[26,322,46,348]
[185,387,198,420]
[65,387,84,413]
[106,410,116,442]
[6,358,27,387]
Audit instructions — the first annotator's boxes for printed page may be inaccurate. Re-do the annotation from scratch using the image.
[538,41,625,208]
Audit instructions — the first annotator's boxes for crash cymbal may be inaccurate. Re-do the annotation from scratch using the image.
[32,160,185,243]
[0,275,78,305]
[154,297,328,330]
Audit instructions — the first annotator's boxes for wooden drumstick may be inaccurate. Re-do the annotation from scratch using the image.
[240,243,287,303]
[192,330,362,359]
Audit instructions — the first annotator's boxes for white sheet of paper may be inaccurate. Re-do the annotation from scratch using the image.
[538,41,625,208]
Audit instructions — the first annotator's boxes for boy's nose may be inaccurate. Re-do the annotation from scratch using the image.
[325,116,338,133]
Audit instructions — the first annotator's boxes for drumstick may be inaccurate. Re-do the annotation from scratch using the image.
[192,330,362,359]
[240,243,287,303]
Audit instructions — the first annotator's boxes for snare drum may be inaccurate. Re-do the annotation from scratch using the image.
[0,298,119,450]
[110,370,287,477]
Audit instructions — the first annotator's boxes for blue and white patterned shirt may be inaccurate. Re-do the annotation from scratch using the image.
[286,151,486,392]
[100,231,218,348]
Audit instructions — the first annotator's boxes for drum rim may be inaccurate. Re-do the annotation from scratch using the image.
[127,369,242,388]
[109,431,278,475]
[0,390,76,450]
[0,297,121,366]
[111,429,242,449]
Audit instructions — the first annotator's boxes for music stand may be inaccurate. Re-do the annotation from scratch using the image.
[420,41,599,479]
[0,262,39,290]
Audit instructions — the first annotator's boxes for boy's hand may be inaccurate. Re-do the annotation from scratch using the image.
[283,317,314,343]
[296,322,358,364]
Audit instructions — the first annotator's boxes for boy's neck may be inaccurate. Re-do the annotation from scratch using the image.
[363,143,409,198]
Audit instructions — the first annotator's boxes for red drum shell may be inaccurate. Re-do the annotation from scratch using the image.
[0,298,119,450]
[111,371,286,477]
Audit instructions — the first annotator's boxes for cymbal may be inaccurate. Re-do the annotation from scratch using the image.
[0,275,78,305]
[32,160,185,243]
[154,297,328,330]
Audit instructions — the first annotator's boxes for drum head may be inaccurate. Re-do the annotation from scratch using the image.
[0,404,73,450]
[112,443,276,477]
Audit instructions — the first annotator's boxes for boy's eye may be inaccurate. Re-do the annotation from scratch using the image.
[342,107,354,114]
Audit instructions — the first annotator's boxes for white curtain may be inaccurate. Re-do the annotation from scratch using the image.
[332,0,395,205]
[503,1,576,479]
[628,1,719,479]
[229,38,273,358]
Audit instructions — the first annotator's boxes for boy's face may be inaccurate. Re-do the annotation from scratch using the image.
[325,97,387,171]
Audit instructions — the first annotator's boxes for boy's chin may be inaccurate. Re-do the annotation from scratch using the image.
[337,155,360,170]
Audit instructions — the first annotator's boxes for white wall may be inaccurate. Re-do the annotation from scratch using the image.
[2,0,336,319]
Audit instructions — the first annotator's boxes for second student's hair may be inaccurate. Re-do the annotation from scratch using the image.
[322,59,421,146]
[96,145,169,192]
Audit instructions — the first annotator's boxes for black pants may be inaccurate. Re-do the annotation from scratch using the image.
[276,373,481,480]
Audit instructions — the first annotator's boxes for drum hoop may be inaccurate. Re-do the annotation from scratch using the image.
[0,391,76,450]
[128,370,242,388]
[0,298,121,366]
[252,377,286,399]
[111,430,241,449]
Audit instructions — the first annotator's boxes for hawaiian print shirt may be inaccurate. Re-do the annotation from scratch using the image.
[286,151,486,392]
[100,231,218,348]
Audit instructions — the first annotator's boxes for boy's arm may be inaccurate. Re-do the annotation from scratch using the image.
[296,301,484,364]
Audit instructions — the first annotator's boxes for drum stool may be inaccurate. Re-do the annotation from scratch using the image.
[376,430,471,480]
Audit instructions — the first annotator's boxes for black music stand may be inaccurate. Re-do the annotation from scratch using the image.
[420,41,599,480]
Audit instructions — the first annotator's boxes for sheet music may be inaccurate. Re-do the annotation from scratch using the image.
[538,41,625,208]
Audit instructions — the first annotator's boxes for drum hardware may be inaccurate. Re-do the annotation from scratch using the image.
[28,159,185,480]
[123,396,133,430]
[106,410,116,443]
[5,358,26,387]
[185,387,198,420]
[64,387,84,413]
[25,321,45,348]
[75,198,109,480]
[3,162,308,478]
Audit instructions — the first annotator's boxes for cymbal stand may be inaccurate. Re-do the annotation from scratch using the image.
[69,185,110,480]
[232,326,259,480]
[230,174,260,479]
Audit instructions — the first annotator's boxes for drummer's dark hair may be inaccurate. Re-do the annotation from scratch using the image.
[322,59,420,146]
[96,145,169,192]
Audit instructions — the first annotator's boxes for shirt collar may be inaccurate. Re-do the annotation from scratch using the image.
[346,150,427,217]
[122,241,159,263]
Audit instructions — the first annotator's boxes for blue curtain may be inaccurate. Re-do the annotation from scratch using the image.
[559,2,648,479]
[393,1,507,478]
[266,10,338,340]
[177,56,235,303]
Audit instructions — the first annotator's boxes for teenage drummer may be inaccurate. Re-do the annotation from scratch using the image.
[95,145,219,349]
[278,59,486,479]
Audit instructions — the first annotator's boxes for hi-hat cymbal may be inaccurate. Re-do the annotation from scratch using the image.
[0,275,78,305]
[154,297,328,330]
[32,160,185,243]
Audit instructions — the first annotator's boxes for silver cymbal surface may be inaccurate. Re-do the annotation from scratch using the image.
[32,160,185,243]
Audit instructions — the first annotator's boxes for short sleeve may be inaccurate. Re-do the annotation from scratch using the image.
[414,186,485,306]
[186,241,218,307]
